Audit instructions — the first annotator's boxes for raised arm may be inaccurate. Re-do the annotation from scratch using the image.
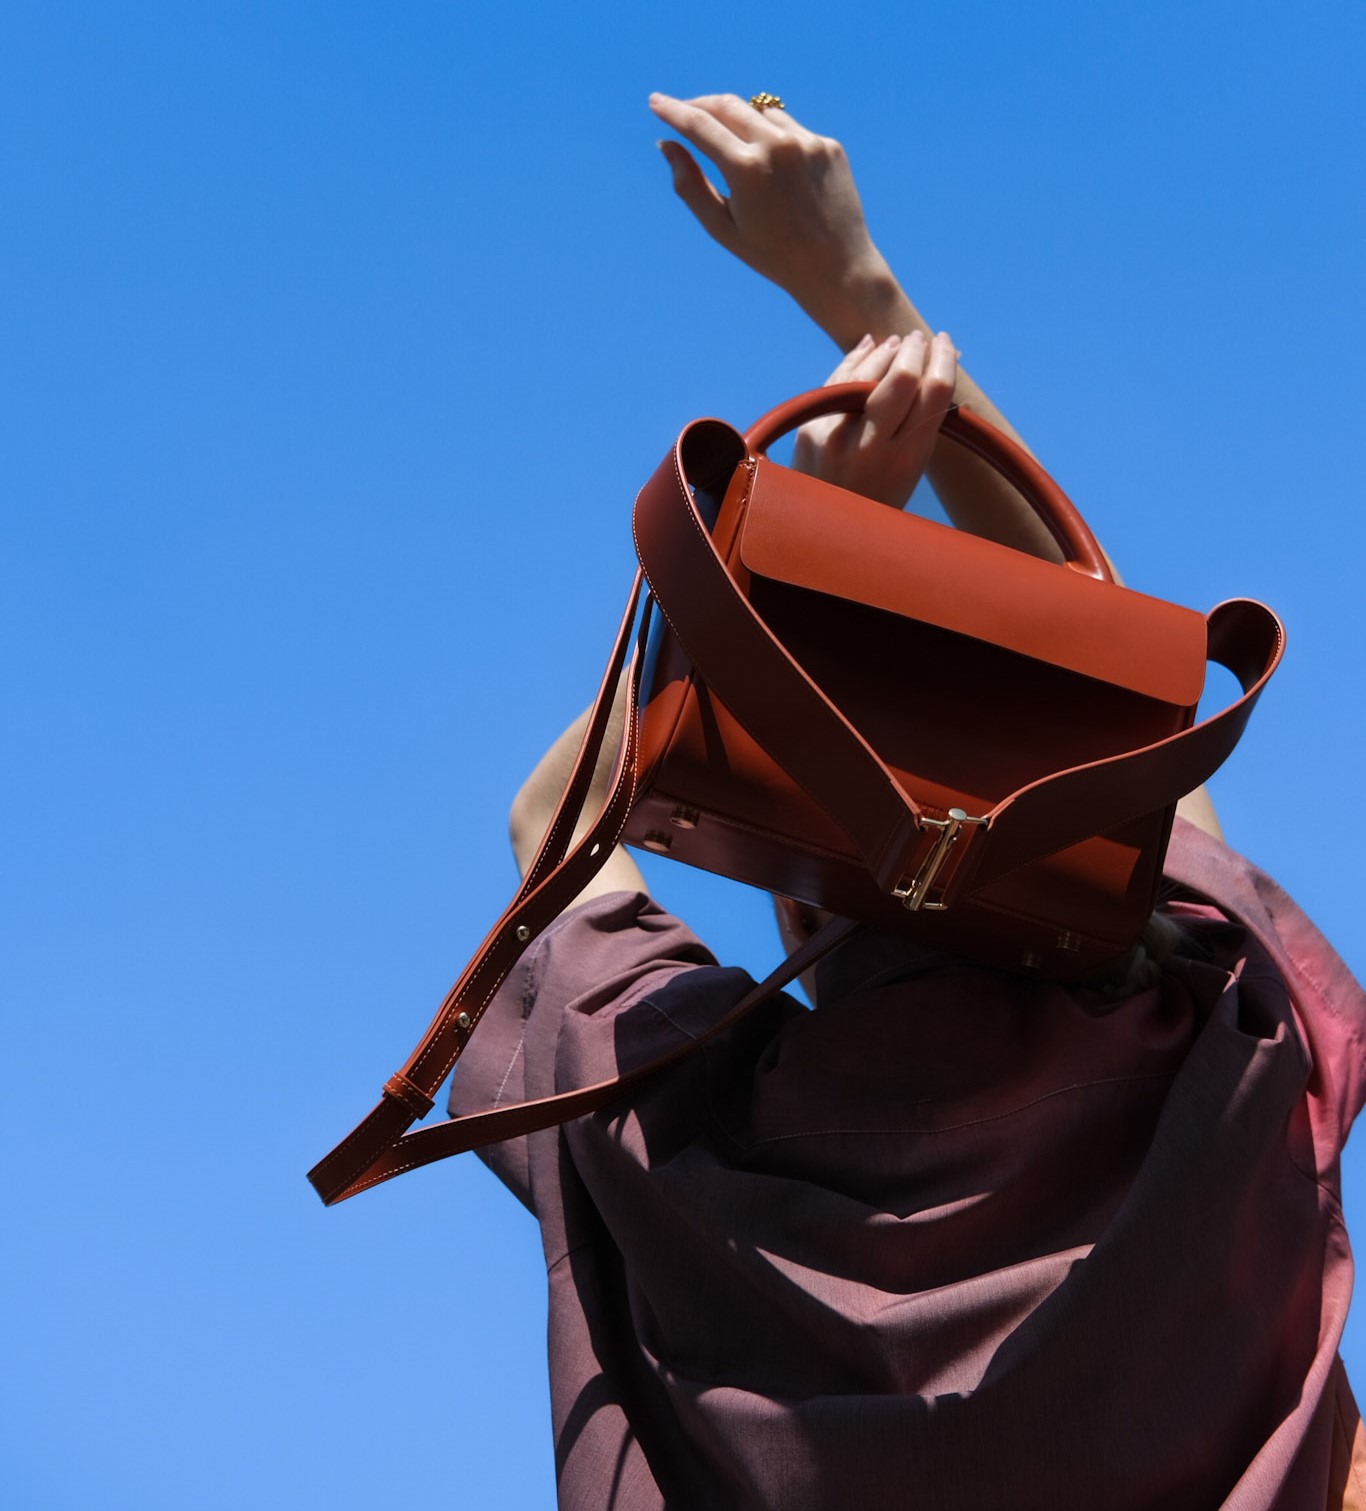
[650,91,1219,837]
[510,96,1218,884]
[508,694,647,901]
[649,91,1062,560]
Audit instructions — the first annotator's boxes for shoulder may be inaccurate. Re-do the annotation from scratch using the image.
[1164,817,1366,1143]
[519,889,721,1015]
[449,889,725,1122]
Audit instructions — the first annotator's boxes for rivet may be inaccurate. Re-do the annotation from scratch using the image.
[456,1012,472,1030]
[642,831,673,853]
[1056,930,1082,953]
[1020,950,1042,971]
[669,805,701,830]
[515,924,531,943]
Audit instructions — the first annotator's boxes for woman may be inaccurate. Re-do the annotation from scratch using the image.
[450,93,1366,1510]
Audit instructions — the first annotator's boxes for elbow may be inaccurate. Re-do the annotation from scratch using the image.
[507,777,544,876]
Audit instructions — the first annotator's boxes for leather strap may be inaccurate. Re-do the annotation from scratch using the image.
[323,912,858,1203]
[307,564,858,1205]
[964,598,1281,892]
[308,572,652,1205]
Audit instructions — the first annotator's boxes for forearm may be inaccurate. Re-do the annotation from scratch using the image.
[649,94,1060,559]
[792,254,1015,436]
[797,258,1063,561]
[508,702,646,901]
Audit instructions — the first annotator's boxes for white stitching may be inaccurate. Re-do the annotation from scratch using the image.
[491,1029,528,1109]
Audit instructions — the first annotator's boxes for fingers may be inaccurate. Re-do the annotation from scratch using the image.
[822,333,876,386]
[792,334,894,467]
[792,332,958,508]
[656,138,733,244]
[649,90,797,151]
[923,331,957,408]
[650,92,768,248]
[863,331,957,442]
[682,92,784,145]
[906,330,957,436]
[814,331,957,425]
[648,92,754,167]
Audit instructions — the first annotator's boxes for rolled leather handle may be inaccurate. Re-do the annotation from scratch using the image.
[742,383,1112,583]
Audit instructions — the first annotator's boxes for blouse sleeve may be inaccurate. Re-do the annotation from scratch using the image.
[445,890,718,1214]
[1164,816,1366,1161]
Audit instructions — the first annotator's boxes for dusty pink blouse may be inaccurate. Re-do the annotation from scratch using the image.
[450,820,1366,1509]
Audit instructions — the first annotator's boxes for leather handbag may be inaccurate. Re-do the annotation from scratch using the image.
[308,383,1283,1205]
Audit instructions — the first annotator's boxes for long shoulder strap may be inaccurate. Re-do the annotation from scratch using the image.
[308,572,649,1204]
[307,563,857,1206]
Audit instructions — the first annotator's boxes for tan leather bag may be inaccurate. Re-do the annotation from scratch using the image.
[624,386,1280,977]
[308,384,1283,1205]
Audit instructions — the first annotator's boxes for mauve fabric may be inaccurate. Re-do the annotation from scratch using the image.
[449,820,1366,1510]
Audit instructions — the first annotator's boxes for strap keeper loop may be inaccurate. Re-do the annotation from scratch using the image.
[382,1071,435,1119]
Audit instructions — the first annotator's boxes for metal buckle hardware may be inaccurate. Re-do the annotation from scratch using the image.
[892,808,985,912]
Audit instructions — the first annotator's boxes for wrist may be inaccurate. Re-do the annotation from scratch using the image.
[795,250,920,353]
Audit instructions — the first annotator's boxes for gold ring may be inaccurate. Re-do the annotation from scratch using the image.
[749,93,785,112]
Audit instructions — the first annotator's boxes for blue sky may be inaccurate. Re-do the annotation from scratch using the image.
[4,2,1364,1505]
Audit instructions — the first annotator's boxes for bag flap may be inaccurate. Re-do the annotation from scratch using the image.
[738,459,1208,706]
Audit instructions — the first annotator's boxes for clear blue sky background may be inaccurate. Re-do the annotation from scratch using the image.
[4,3,1363,1505]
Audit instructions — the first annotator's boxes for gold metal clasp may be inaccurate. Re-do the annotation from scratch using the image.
[892,808,985,912]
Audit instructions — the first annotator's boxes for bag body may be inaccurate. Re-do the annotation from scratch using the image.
[624,411,1208,979]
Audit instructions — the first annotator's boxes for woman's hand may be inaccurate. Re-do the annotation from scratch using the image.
[792,331,958,510]
[649,91,896,344]
[650,93,1065,556]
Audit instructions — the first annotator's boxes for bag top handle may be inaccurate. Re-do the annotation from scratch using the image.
[742,384,1112,583]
